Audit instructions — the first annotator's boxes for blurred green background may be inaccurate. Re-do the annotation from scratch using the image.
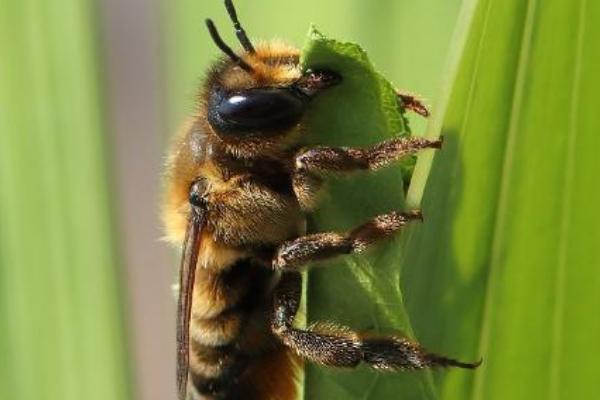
[1,0,599,399]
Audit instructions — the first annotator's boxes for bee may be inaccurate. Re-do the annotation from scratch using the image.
[163,1,480,399]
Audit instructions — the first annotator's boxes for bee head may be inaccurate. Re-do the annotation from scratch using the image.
[203,0,341,143]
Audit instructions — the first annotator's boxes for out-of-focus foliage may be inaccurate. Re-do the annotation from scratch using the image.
[0,1,130,400]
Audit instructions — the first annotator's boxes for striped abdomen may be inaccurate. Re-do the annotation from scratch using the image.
[189,258,298,400]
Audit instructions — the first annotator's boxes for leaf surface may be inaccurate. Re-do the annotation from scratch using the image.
[402,0,600,399]
[301,27,438,400]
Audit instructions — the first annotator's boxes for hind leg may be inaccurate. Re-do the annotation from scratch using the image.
[270,272,480,371]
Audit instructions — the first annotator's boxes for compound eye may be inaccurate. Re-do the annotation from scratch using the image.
[210,88,306,135]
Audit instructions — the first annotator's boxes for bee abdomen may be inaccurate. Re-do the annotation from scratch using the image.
[191,310,243,347]
[190,347,298,400]
[189,258,289,399]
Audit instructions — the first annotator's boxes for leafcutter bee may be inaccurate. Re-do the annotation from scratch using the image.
[162,1,480,399]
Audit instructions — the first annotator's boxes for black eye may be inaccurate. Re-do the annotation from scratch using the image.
[208,88,306,136]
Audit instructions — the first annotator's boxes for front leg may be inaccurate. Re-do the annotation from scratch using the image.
[271,272,480,370]
[273,209,422,271]
[292,136,441,210]
[296,136,441,176]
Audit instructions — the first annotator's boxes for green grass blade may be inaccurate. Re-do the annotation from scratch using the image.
[402,0,600,399]
[0,1,130,400]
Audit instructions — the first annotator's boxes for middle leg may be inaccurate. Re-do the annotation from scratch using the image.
[273,209,422,271]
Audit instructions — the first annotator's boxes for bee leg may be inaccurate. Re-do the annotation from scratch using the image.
[273,210,422,271]
[295,136,441,177]
[292,137,440,211]
[271,272,481,370]
[292,168,323,211]
[396,91,430,117]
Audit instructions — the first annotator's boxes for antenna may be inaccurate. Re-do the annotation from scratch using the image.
[224,0,256,53]
[205,19,254,73]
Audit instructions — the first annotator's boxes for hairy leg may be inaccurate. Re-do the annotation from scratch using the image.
[295,136,441,176]
[273,209,422,271]
[397,91,430,117]
[271,272,480,370]
[292,136,440,211]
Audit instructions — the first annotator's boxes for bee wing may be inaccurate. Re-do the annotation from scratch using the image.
[176,208,205,400]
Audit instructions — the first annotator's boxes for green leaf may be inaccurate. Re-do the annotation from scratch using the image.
[301,27,410,143]
[402,0,600,399]
[301,27,439,400]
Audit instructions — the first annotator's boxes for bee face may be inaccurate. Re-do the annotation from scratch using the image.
[203,19,341,141]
